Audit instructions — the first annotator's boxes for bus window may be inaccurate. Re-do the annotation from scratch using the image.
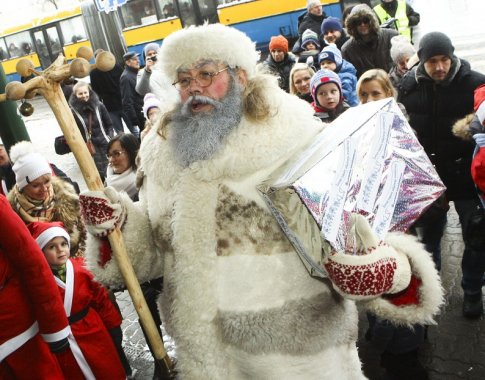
[34,31,51,68]
[156,0,178,19]
[177,1,197,26]
[5,31,33,58]
[46,27,62,59]
[121,0,159,28]
[0,38,8,61]
[197,0,218,23]
[60,16,88,44]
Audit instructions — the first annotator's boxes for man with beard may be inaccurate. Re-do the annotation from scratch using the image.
[399,32,485,318]
[79,24,442,379]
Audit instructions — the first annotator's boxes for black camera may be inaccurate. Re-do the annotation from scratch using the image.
[148,55,157,62]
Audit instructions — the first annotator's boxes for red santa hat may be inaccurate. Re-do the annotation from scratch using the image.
[28,221,70,250]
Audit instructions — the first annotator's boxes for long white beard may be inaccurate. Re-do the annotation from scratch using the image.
[170,80,244,167]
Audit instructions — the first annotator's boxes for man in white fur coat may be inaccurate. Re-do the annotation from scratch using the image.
[79,24,443,379]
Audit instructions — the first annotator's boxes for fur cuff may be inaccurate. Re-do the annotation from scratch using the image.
[362,233,444,326]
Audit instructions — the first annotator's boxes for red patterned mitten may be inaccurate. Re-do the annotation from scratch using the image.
[323,214,411,301]
[80,187,126,237]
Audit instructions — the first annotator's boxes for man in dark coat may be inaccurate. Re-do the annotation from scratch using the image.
[292,0,327,54]
[90,49,128,134]
[120,51,145,138]
[341,4,398,78]
[398,32,485,318]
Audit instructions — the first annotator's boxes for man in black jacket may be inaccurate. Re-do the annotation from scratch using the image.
[120,51,145,138]
[398,32,485,318]
[90,49,127,134]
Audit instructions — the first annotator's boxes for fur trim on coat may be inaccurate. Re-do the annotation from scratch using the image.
[363,233,444,326]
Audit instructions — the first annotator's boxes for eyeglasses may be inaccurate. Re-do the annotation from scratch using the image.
[172,67,229,90]
[106,150,126,159]
[353,17,370,26]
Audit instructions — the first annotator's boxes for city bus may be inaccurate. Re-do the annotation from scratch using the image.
[1,0,347,82]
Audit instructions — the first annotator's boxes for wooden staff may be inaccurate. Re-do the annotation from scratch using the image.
[1,50,174,378]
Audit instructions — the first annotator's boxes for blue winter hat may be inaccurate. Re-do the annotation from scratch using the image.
[321,16,343,35]
[301,29,320,50]
[310,69,342,104]
[318,45,343,69]
[144,42,160,56]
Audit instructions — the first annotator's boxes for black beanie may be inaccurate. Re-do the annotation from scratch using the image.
[417,32,454,62]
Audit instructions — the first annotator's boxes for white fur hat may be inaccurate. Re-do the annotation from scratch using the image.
[9,141,51,190]
[158,23,260,82]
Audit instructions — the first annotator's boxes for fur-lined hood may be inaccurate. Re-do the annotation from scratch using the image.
[345,4,380,39]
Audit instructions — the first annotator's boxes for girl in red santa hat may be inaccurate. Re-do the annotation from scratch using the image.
[28,221,127,380]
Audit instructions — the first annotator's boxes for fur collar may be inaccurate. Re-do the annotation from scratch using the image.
[69,88,102,111]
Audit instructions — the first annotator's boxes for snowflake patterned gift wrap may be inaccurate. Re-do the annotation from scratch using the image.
[258,98,445,279]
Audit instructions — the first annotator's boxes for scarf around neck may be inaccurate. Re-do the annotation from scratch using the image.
[105,166,138,200]
[13,184,56,222]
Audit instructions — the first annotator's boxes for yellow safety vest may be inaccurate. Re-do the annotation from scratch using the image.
[374,0,411,41]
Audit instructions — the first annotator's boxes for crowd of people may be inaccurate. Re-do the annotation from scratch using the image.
[1,0,485,379]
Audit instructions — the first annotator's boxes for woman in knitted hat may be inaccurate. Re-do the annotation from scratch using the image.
[7,141,86,256]
[262,35,296,92]
[310,68,349,122]
[388,35,416,87]
[289,62,315,103]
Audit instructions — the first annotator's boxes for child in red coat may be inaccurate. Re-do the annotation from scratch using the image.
[28,221,126,380]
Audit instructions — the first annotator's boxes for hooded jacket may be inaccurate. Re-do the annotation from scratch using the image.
[341,5,398,77]
[398,57,485,200]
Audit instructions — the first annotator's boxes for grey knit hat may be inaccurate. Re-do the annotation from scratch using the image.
[417,32,454,63]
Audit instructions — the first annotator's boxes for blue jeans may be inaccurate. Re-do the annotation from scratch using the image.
[108,110,125,134]
[454,199,485,295]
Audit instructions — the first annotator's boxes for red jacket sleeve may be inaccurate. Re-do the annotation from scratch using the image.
[0,195,69,336]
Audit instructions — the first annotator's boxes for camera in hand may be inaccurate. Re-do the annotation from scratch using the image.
[148,55,157,62]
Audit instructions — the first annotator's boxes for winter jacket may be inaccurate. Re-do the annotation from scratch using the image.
[69,90,114,180]
[313,100,349,122]
[263,53,296,92]
[292,11,326,54]
[398,57,485,200]
[90,63,124,112]
[120,66,145,128]
[85,73,443,379]
[342,5,399,77]
[337,60,358,106]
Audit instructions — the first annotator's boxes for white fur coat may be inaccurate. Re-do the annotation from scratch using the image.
[86,79,442,379]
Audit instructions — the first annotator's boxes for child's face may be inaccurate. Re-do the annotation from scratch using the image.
[316,82,340,110]
[147,107,160,122]
[304,42,317,51]
[320,60,337,72]
[43,236,70,267]
[359,79,389,104]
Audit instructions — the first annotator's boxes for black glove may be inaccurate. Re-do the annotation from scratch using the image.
[49,337,70,354]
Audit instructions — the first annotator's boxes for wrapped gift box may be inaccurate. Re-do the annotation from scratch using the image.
[258,98,446,279]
